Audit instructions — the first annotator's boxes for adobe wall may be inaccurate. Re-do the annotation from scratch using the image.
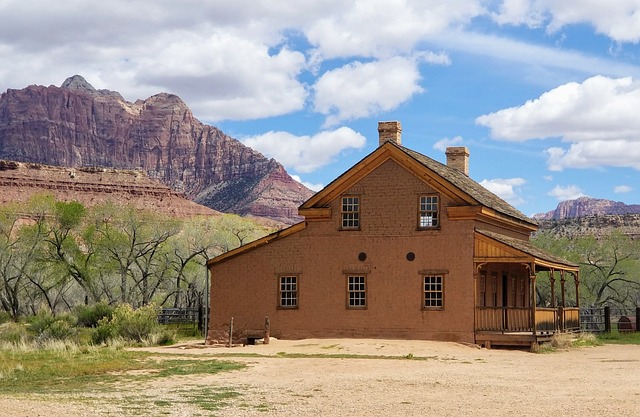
[209,160,477,344]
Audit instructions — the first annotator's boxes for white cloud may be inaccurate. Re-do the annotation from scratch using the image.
[477,76,640,171]
[480,178,527,206]
[614,185,633,193]
[548,184,587,201]
[433,136,464,152]
[241,127,366,173]
[490,0,640,43]
[546,141,640,171]
[313,57,427,126]
[305,0,483,59]
[492,0,546,28]
[291,175,324,192]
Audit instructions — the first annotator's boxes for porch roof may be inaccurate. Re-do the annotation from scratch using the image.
[475,229,579,272]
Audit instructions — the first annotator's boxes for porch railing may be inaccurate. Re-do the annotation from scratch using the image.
[476,307,531,332]
[476,306,580,333]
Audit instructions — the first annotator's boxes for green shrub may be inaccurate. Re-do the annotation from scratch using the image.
[29,310,78,343]
[0,322,30,345]
[91,317,116,345]
[155,328,177,346]
[75,302,114,328]
[93,304,161,345]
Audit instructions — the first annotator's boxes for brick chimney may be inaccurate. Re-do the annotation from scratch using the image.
[378,121,402,146]
[445,147,469,176]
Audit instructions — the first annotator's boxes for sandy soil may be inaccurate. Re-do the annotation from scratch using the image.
[2,339,639,416]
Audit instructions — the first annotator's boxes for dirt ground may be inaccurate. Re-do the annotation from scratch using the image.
[2,338,640,416]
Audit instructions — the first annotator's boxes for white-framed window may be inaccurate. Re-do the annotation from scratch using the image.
[347,275,366,308]
[418,195,439,228]
[279,275,298,308]
[423,275,443,309]
[341,196,360,229]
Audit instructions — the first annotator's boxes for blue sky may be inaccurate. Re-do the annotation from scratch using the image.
[1,1,640,216]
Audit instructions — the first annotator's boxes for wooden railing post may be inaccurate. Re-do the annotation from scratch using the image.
[604,307,611,333]
[558,305,564,332]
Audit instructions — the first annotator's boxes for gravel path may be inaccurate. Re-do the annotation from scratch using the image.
[2,339,639,416]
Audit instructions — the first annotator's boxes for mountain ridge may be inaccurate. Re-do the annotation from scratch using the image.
[0,75,313,224]
[533,196,640,220]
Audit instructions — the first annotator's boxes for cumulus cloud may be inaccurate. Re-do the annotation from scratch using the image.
[313,56,429,126]
[490,0,640,43]
[548,185,586,201]
[241,127,367,173]
[477,76,640,171]
[305,0,482,59]
[480,178,527,206]
[614,185,632,194]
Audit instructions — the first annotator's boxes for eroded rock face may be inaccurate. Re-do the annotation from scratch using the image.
[0,76,314,224]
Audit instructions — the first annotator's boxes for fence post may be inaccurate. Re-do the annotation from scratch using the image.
[604,306,611,333]
[636,307,640,332]
[264,316,270,345]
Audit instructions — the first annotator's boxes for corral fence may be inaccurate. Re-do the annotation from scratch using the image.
[158,307,208,334]
[580,306,640,333]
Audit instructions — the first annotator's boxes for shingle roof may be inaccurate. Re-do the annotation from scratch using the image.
[399,145,535,226]
[476,229,579,269]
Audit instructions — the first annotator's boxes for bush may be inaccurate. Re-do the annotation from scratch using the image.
[93,304,161,345]
[29,310,78,343]
[0,322,30,345]
[0,311,11,325]
[75,302,114,328]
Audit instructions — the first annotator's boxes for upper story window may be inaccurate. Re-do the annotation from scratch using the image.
[341,196,360,229]
[418,195,439,228]
[278,275,298,308]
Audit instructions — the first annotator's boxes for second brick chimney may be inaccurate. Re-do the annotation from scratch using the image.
[378,121,402,146]
[445,147,470,176]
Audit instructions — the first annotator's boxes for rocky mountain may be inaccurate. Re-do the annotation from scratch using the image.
[534,197,640,220]
[0,75,314,224]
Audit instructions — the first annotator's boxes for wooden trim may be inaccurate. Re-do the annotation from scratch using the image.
[298,207,331,221]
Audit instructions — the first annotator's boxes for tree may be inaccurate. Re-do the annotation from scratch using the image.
[42,200,103,303]
[533,230,640,307]
[578,231,640,307]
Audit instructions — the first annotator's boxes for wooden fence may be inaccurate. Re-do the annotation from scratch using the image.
[580,306,640,333]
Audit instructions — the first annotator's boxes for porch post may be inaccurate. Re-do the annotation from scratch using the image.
[560,270,566,307]
[530,267,537,335]
[574,271,580,308]
[549,269,556,308]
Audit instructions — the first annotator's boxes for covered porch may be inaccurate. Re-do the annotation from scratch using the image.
[474,230,580,348]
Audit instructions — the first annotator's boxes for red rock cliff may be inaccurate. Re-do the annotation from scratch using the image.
[0,75,314,224]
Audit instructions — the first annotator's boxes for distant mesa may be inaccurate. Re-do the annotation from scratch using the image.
[533,197,640,220]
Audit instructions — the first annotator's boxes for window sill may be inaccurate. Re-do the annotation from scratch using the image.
[277,306,299,310]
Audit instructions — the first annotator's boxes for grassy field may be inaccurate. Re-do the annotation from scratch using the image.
[0,342,245,414]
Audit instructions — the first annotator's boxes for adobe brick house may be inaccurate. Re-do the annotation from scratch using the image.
[207,121,579,348]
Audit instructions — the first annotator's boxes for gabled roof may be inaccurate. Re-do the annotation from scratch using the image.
[475,229,579,272]
[300,141,535,228]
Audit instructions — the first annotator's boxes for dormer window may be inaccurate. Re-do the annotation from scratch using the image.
[341,196,360,229]
[418,195,439,228]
